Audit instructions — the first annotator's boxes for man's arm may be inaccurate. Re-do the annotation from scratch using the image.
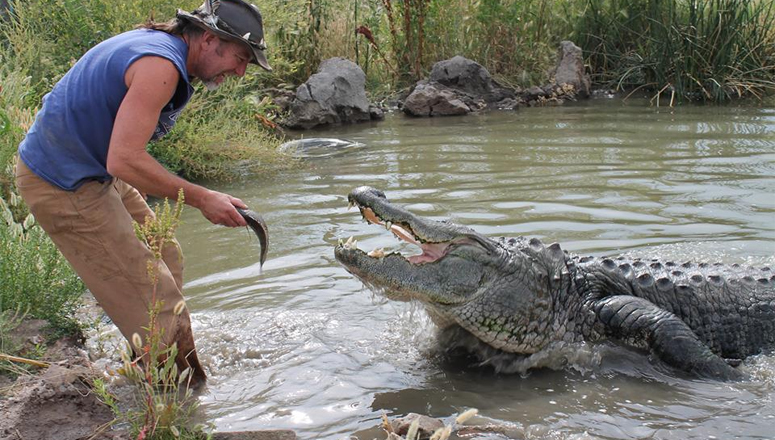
[106,56,247,227]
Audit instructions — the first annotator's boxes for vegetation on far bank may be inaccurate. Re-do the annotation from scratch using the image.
[577,0,775,102]
[2,0,775,182]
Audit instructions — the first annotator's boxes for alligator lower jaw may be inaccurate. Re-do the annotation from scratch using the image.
[337,232,450,265]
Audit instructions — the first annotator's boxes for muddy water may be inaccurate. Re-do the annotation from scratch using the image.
[174,99,775,439]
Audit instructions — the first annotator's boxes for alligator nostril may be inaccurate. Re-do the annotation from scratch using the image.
[373,188,386,199]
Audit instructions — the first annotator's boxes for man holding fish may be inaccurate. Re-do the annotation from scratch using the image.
[14,0,269,386]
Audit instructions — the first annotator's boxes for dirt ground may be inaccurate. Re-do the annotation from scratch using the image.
[0,318,298,440]
[0,319,127,440]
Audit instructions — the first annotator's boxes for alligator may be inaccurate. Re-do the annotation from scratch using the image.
[334,186,775,380]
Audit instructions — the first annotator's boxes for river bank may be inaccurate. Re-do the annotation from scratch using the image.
[0,314,299,440]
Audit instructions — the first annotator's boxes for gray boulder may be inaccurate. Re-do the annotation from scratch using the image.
[402,80,482,116]
[283,58,377,129]
[429,55,515,103]
[401,42,592,117]
[403,56,516,116]
[552,41,591,97]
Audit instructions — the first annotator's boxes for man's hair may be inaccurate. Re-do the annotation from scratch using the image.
[137,17,204,38]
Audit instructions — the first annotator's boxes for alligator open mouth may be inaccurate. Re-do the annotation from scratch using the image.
[336,186,496,268]
[340,202,452,264]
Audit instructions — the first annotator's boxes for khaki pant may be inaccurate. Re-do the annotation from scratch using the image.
[15,160,206,383]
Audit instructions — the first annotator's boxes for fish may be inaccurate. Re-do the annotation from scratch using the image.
[236,208,268,268]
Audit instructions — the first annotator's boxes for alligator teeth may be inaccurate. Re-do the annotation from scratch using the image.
[348,201,354,210]
[338,238,344,246]
[385,221,392,231]
[367,248,385,258]
[344,236,358,249]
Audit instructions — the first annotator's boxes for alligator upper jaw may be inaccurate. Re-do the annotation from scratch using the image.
[342,186,482,264]
[347,186,468,243]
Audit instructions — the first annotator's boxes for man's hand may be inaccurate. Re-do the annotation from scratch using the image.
[197,190,248,227]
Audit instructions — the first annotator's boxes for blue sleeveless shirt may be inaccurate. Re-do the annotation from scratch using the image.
[18,29,194,190]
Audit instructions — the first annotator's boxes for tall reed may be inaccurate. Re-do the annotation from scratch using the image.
[271,0,331,84]
[576,0,775,102]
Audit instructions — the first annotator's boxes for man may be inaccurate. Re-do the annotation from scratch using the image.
[14,0,272,386]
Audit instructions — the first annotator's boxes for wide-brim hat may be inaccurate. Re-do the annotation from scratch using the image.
[177,0,272,71]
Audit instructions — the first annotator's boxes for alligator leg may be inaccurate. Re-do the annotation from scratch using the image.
[591,295,744,381]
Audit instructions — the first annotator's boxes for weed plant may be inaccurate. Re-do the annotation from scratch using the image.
[0,307,29,377]
[96,191,210,439]
[271,0,330,84]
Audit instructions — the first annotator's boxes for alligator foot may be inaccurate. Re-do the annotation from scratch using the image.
[593,295,745,381]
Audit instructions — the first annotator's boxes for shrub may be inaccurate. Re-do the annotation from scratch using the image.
[0,186,84,336]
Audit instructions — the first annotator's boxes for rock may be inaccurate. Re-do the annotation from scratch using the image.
[552,41,591,97]
[402,56,517,116]
[400,42,591,117]
[369,104,385,120]
[494,97,522,110]
[403,80,475,116]
[283,57,379,129]
[525,86,547,101]
[390,413,445,439]
[429,55,515,103]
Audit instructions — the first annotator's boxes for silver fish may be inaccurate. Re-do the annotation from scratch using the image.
[236,208,268,268]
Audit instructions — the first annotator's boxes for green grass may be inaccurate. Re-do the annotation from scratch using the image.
[0,187,84,336]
